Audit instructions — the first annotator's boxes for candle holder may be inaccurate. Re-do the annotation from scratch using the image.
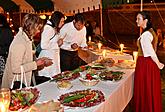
[0,88,10,112]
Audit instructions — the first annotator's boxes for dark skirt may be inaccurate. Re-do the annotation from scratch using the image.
[134,56,162,112]
[60,49,87,72]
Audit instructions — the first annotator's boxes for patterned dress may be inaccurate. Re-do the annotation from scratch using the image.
[0,56,5,76]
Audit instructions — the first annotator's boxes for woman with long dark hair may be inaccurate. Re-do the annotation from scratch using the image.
[38,11,65,82]
[134,11,164,112]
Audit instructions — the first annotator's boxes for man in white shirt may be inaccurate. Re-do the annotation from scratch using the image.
[59,13,87,72]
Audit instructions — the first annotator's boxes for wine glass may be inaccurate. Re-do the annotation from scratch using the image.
[0,88,11,112]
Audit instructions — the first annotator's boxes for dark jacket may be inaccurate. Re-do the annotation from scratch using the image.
[0,26,13,56]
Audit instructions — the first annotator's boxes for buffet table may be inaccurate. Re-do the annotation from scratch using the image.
[36,69,134,112]
[35,49,135,112]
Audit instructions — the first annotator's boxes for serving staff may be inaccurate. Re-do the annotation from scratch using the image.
[59,13,87,72]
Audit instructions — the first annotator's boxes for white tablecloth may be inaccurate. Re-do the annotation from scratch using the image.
[36,69,134,112]
[78,48,133,64]
[35,49,135,112]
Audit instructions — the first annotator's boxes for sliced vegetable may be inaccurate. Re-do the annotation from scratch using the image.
[63,94,85,103]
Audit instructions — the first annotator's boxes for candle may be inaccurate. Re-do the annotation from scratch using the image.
[88,36,91,43]
[0,102,6,112]
[120,44,124,54]
[0,88,10,112]
[102,50,106,58]
[98,42,102,51]
[133,51,138,63]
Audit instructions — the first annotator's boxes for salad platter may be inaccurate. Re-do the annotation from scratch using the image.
[9,87,40,111]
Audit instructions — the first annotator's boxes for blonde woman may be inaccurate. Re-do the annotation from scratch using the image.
[2,14,52,89]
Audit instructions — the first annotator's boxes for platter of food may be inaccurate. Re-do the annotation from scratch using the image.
[99,70,124,81]
[97,58,115,67]
[51,71,80,82]
[30,100,64,112]
[90,63,107,71]
[58,89,105,108]
[115,60,135,69]
[9,87,40,111]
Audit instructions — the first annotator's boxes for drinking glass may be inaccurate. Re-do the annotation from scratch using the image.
[0,88,11,112]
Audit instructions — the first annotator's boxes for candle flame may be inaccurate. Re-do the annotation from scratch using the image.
[120,44,124,53]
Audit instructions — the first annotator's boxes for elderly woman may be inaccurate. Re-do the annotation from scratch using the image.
[1,14,52,89]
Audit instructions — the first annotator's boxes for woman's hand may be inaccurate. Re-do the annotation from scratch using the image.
[44,58,53,67]
[36,58,45,70]
[158,63,164,69]
[36,57,53,70]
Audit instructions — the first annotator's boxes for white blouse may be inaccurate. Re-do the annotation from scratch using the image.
[38,21,61,77]
[139,31,164,69]
[41,21,60,50]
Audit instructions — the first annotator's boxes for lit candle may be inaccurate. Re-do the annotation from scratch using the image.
[88,36,91,43]
[98,42,102,51]
[0,88,10,112]
[0,102,6,112]
[133,51,138,63]
[120,44,124,54]
[102,50,106,58]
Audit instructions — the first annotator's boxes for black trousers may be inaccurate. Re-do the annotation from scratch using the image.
[32,70,51,85]
[60,49,87,72]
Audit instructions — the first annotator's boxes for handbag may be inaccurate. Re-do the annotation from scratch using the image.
[10,66,27,90]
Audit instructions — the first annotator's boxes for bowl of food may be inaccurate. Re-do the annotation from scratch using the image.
[79,77,99,86]
[79,71,100,86]
[57,80,72,90]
